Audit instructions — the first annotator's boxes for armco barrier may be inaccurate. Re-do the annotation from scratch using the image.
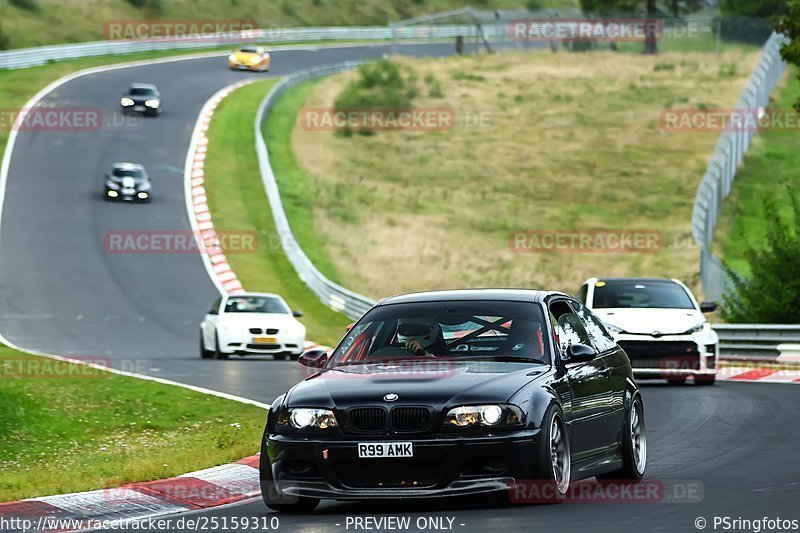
[0,25,481,70]
[713,324,800,360]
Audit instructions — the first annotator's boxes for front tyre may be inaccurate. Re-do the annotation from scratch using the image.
[514,405,570,504]
[213,332,229,360]
[598,395,646,481]
[259,431,320,513]
[200,330,213,359]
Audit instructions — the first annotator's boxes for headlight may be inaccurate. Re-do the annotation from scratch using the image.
[120,97,134,106]
[277,408,338,431]
[604,322,625,334]
[444,404,523,428]
[137,192,149,199]
[107,190,119,198]
[228,54,237,61]
[685,322,708,334]
[145,99,160,108]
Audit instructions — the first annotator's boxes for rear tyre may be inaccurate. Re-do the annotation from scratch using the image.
[213,333,229,360]
[259,431,320,513]
[694,376,716,386]
[666,377,686,385]
[597,395,646,482]
[273,353,288,361]
[200,331,212,359]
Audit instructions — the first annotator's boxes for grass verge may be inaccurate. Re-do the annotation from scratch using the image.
[714,67,800,276]
[202,79,351,347]
[0,345,265,502]
[271,49,758,299]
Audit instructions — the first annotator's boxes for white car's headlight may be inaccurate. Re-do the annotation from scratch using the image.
[444,404,522,428]
[685,322,708,334]
[120,97,134,106]
[145,99,160,108]
[277,408,338,431]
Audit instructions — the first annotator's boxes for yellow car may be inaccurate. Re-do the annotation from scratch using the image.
[228,46,271,71]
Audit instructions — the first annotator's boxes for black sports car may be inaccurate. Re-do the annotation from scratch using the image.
[120,83,162,116]
[104,162,152,202]
[260,289,646,512]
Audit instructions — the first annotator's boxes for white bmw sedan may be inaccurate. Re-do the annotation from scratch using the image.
[578,277,719,385]
[200,293,306,360]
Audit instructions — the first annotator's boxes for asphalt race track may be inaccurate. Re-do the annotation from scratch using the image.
[1,43,798,531]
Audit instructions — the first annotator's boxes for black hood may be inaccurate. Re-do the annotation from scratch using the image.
[285,361,548,410]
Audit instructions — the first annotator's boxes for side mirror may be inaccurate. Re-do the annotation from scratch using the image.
[292,310,303,317]
[700,301,717,313]
[564,343,596,364]
[298,349,328,368]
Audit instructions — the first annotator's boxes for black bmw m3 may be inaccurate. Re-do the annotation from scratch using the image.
[260,289,646,512]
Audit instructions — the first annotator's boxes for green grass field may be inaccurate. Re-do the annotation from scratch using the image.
[202,79,351,347]
[715,68,800,276]
[0,345,265,501]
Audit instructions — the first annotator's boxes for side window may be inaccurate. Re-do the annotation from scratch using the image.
[208,297,221,315]
[571,301,616,353]
[576,284,588,304]
[548,299,594,357]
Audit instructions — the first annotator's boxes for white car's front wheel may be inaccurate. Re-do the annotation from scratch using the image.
[213,331,229,360]
[200,330,213,359]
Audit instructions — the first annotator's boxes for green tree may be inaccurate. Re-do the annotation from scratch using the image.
[775,0,800,111]
[720,187,800,323]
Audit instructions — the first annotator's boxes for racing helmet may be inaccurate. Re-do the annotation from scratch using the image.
[397,317,440,349]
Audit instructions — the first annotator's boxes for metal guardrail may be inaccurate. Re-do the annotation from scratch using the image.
[0,26,484,70]
[691,31,788,301]
[713,324,800,359]
[254,61,377,321]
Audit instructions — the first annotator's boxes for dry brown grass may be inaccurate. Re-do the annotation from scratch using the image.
[290,49,758,299]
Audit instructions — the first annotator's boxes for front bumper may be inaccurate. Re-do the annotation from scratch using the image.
[105,188,149,201]
[266,430,539,500]
[228,61,260,71]
[616,333,717,378]
[222,334,304,355]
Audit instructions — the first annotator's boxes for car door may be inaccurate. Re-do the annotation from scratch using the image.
[549,298,614,463]
[570,300,625,452]
[202,297,222,348]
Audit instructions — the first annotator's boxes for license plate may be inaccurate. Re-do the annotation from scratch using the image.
[358,442,413,459]
[134,106,145,111]
[252,336,277,344]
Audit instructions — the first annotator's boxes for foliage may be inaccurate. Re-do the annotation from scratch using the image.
[720,187,800,323]
[775,0,800,111]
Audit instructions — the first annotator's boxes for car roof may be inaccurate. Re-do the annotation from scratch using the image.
[112,162,145,171]
[584,277,680,284]
[129,83,158,91]
[378,288,567,306]
[225,292,283,300]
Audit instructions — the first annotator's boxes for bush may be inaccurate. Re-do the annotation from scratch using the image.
[720,186,800,323]
[333,60,418,135]
[8,0,40,12]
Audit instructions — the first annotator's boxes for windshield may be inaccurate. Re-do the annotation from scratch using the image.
[111,168,144,180]
[592,280,695,310]
[224,296,288,314]
[129,87,156,96]
[329,300,549,366]
[239,47,259,54]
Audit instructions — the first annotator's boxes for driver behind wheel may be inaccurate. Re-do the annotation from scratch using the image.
[397,318,445,356]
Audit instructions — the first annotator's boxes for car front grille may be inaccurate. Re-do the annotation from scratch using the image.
[246,343,280,350]
[391,407,431,432]
[348,408,387,432]
[266,328,279,335]
[332,458,443,488]
[619,340,701,371]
